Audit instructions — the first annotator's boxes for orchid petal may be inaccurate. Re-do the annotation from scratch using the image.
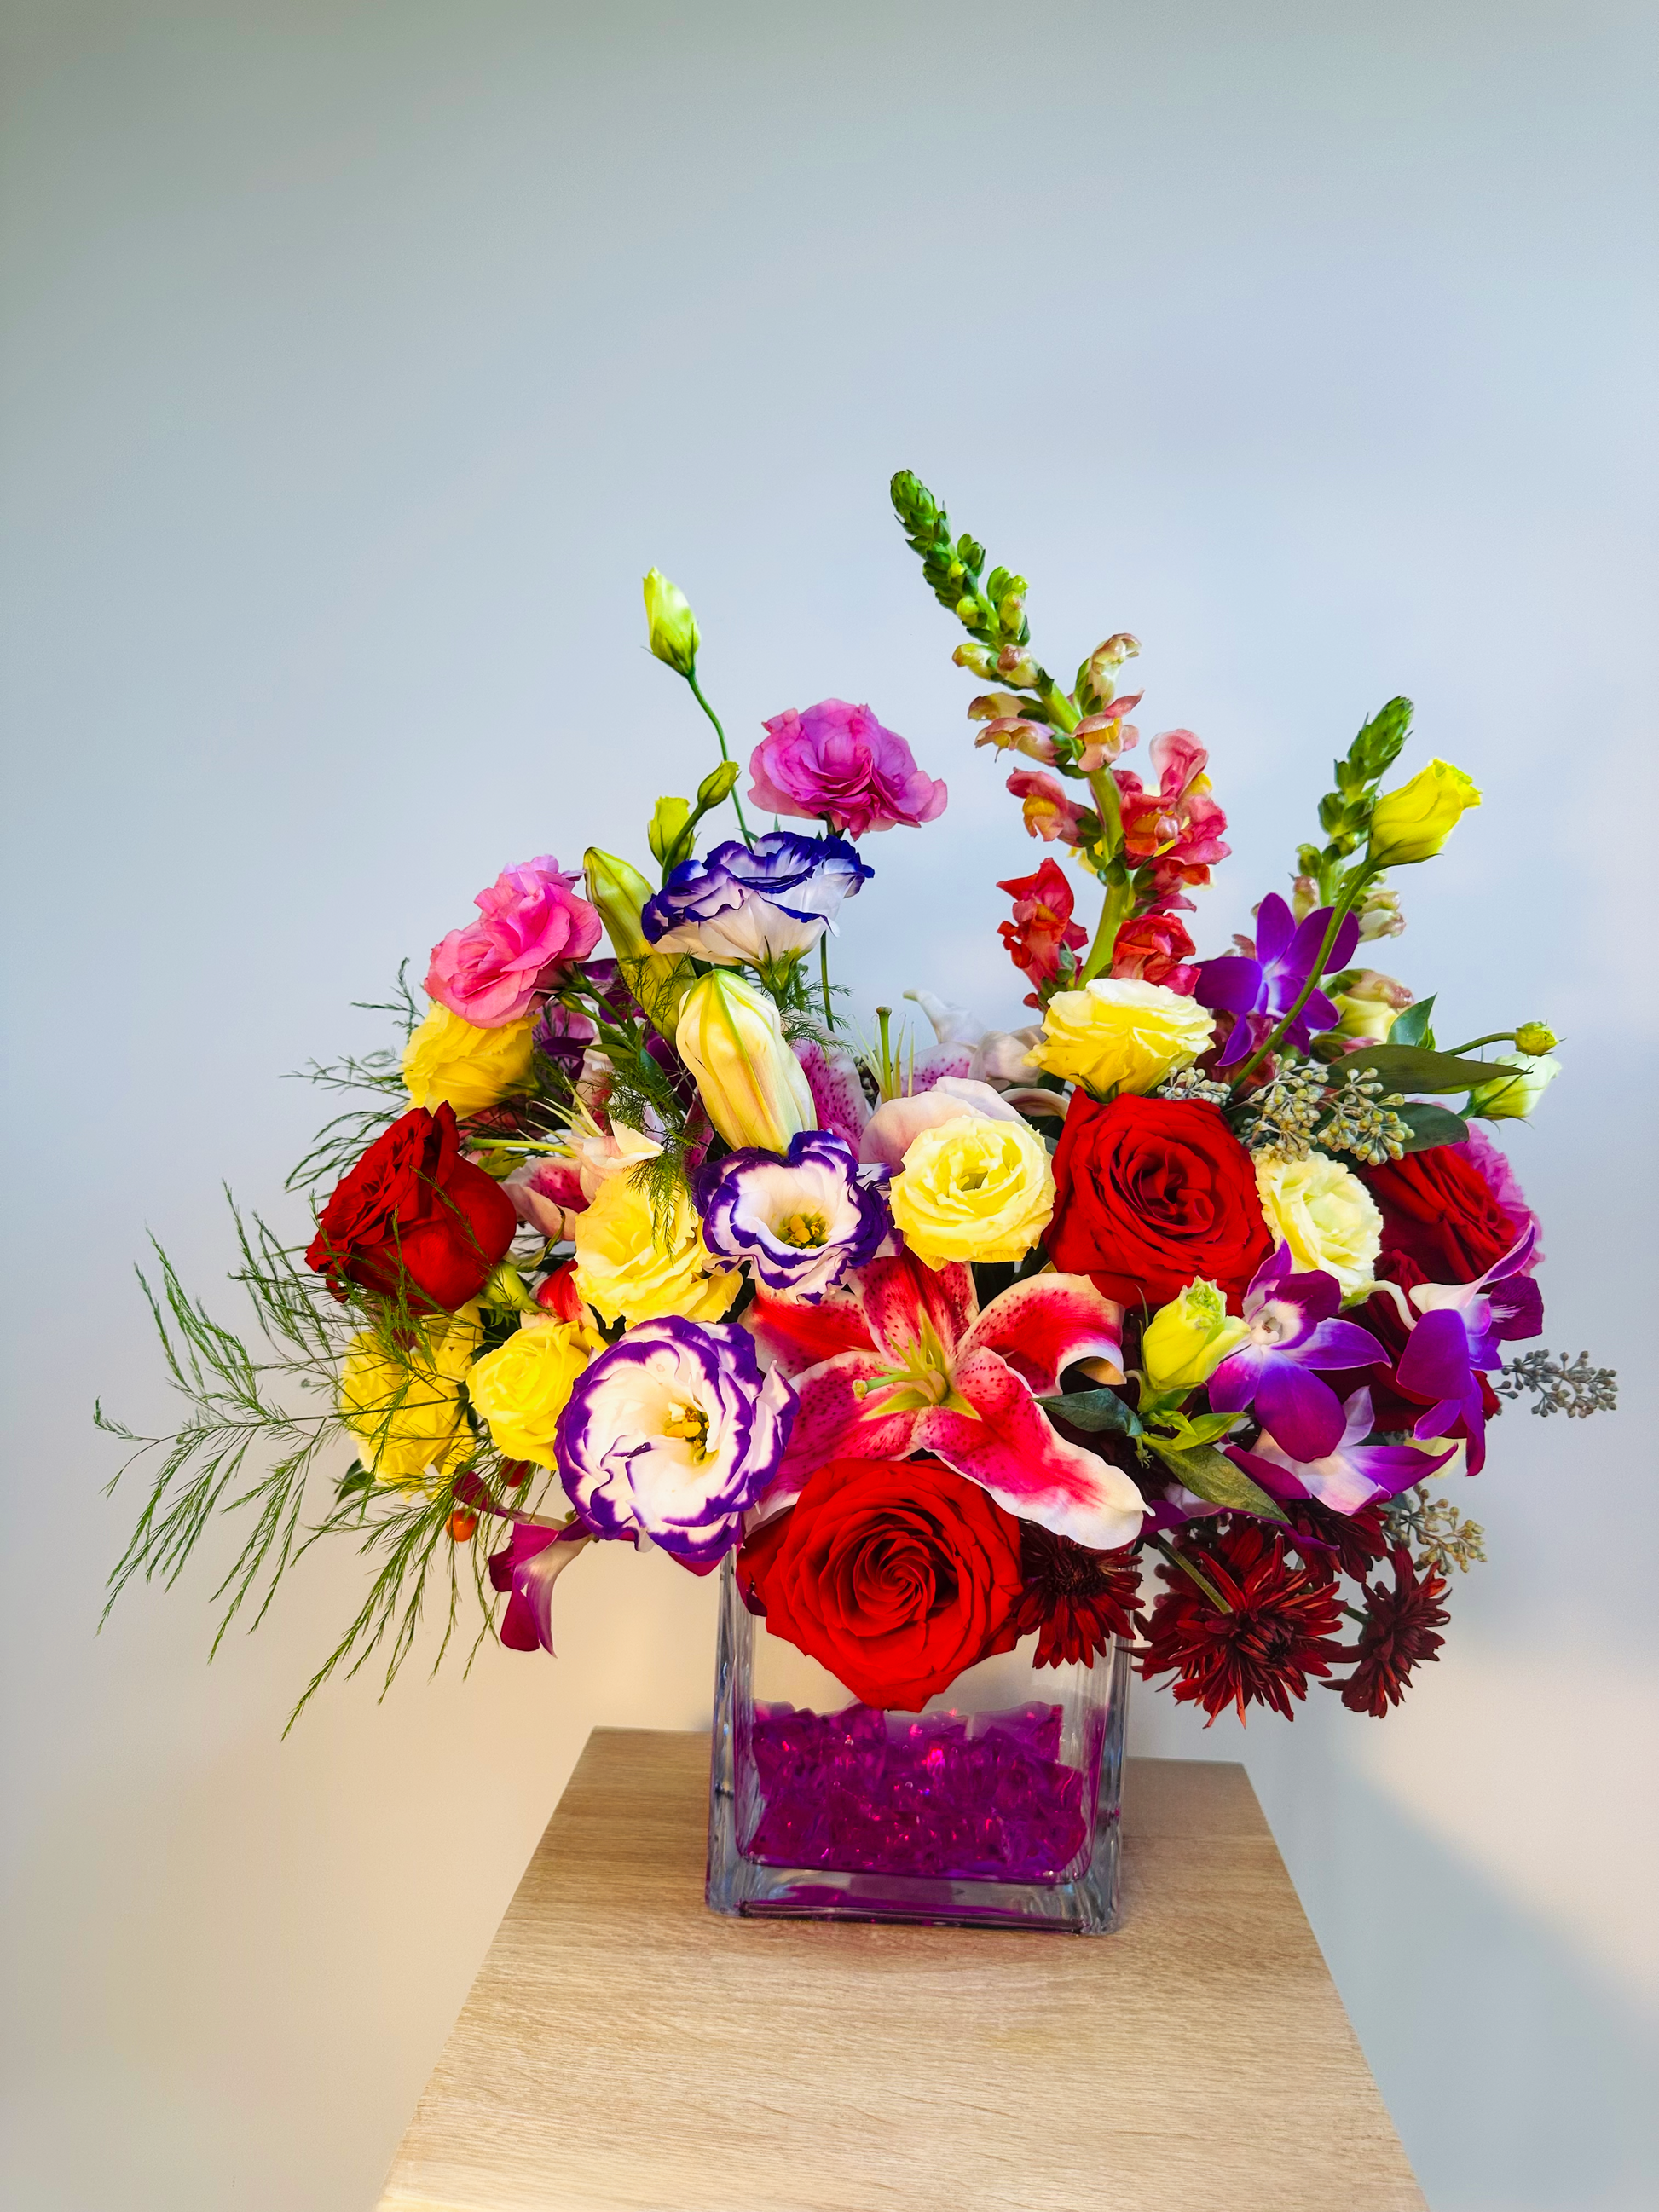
[1488,1273,1544,1343]
[758,1351,919,1512]
[914,1348,1144,1551]
[1254,1360,1347,1462]
[1256,894,1296,970]
[960,1272,1125,1396]
[1207,1344,1267,1413]
[1397,1307,1475,1401]
[1194,955,1263,1014]
[1298,1315,1384,1370]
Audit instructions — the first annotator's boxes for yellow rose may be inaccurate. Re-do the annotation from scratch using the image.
[1255,1156,1382,1300]
[1027,979,1215,1097]
[889,1113,1055,1269]
[466,1314,604,1467]
[339,1302,482,1486]
[1365,759,1482,867]
[403,1002,536,1118]
[572,1169,739,1326]
[1141,1279,1251,1398]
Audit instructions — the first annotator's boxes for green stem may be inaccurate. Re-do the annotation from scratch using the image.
[1075,766,1132,985]
[876,1005,893,1096]
[1229,863,1378,1093]
[818,932,835,1031]
[1442,1031,1516,1057]
[1147,1533,1233,1614]
[685,671,754,846]
[1037,674,1080,733]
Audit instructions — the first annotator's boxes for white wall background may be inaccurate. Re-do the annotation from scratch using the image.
[3,4,1656,2207]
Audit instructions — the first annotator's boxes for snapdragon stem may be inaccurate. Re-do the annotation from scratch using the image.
[1146,1533,1233,1614]
[1228,863,1379,1094]
[685,670,755,846]
[1078,768,1131,983]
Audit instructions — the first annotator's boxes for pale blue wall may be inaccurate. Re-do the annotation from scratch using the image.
[3,4,1655,2206]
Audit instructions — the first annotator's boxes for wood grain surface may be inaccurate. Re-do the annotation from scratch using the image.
[376,1729,1424,2212]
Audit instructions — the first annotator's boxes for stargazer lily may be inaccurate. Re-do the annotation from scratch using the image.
[749,1249,1144,1551]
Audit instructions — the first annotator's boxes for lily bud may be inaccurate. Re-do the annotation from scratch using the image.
[674,971,815,1152]
[1365,759,1482,867]
[642,568,699,676]
[1465,1050,1561,1121]
[1514,1021,1558,1056]
[1141,1279,1251,1399]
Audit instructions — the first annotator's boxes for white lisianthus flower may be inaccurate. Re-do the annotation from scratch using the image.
[695,1131,890,1302]
[1255,1155,1383,1301]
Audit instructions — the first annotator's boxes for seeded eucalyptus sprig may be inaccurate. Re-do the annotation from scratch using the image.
[1295,696,1414,906]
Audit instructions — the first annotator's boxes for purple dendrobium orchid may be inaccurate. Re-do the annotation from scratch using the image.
[1231,1389,1454,1513]
[1208,1244,1384,1460]
[1195,892,1361,1068]
[487,1518,593,1654]
[1383,1222,1543,1476]
[554,1315,797,1569]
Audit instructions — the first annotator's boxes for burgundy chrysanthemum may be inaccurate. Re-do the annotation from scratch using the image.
[1334,1545,1451,1717]
[1137,1519,1346,1723]
[1013,1523,1143,1668]
[1281,1498,1390,1584]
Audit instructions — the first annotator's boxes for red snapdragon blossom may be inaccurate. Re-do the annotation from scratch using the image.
[1113,730,1230,892]
[1109,906,1199,993]
[997,858,1088,1006]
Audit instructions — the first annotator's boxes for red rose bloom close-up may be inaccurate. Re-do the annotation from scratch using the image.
[1046,1093,1274,1309]
[305,1102,517,1312]
[737,1457,1025,1711]
[1365,1144,1523,1286]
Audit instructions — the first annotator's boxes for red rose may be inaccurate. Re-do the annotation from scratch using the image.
[737,1458,1025,1711]
[1046,1092,1273,1309]
[1365,1145,1520,1287]
[306,1103,517,1312]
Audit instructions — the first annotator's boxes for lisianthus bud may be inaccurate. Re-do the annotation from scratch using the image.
[583,847,653,958]
[1365,759,1482,867]
[1465,1050,1561,1121]
[1142,1279,1251,1398]
[642,568,699,676]
[1330,970,1413,1045]
[1514,1021,1558,1055]
[674,970,816,1152]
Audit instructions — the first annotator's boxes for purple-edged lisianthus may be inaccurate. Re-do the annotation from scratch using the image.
[1230,1389,1454,1514]
[1381,1222,1542,1475]
[1208,1243,1384,1461]
[1195,893,1361,1068]
[695,1130,890,1301]
[554,1316,797,1568]
[749,698,947,837]
[640,831,873,967]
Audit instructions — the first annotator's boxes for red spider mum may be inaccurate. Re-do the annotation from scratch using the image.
[1281,1498,1390,1584]
[1013,1523,1143,1668]
[1137,1519,1346,1723]
[1334,1545,1451,1717]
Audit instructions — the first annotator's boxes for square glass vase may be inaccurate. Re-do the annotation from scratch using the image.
[705,1554,1130,1932]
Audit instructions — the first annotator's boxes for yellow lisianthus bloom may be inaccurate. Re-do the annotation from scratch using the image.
[889,1113,1055,1269]
[1256,1156,1382,1301]
[466,1314,604,1467]
[1365,759,1481,867]
[572,1169,739,1327]
[1141,1279,1251,1398]
[339,1302,483,1486]
[403,1002,536,1118]
[1027,978,1215,1097]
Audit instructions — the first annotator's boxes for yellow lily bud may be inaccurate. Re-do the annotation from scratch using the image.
[642,567,699,676]
[674,970,815,1152]
[1465,1050,1561,1121]
[583,846,693,1031]
[1366,759,1482,867]
[1141,1279,1251,1399]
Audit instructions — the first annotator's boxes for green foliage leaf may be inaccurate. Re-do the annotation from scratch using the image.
[1340,1042,1508,1093]
[1145,1439,1289,1521]
[1395,1100,1469,1151]
[1388,993,1436,1048]
[1037,1387,1143,1436]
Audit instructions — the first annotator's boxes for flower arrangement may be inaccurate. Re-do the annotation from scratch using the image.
[104,472,1616,1733]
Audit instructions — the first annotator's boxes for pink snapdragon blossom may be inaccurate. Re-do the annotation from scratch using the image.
[749,700,947,837]
[426,858,603,1028]
[1007,769,1089,846]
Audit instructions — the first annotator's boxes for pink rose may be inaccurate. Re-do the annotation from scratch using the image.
[749,699,947,838]
[425,858,602,1028]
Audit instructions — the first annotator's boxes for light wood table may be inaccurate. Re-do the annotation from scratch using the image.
[377,1728,1425,2212]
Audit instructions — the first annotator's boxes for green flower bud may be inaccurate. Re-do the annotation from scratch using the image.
[1514,1021,1558,1056]
[642,568,699,676]
[1142,1279,1251,1399]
